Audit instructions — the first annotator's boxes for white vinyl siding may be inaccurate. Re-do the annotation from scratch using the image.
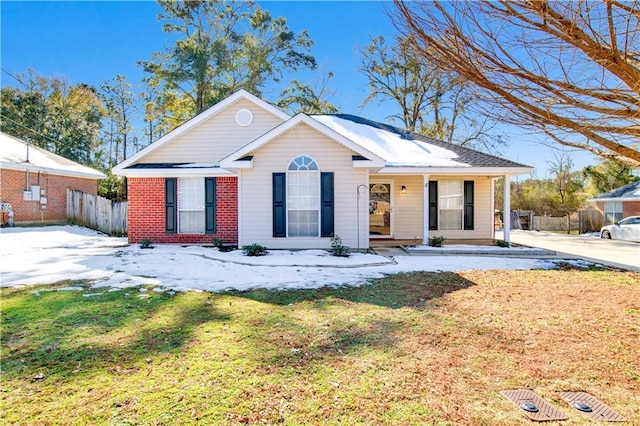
[371,175,494,240]
[239,123,365,249]
[431,177,492,239]
[144,98,285,164]
[383,176,423,240]
[178,178,204,234]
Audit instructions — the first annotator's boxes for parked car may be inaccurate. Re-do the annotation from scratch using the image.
[600,216,640,242]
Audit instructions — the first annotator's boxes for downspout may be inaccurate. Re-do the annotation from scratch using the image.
[25,138,31,190]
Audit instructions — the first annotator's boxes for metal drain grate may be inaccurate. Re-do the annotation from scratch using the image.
[559,392,625,422]
[500,390,568,422]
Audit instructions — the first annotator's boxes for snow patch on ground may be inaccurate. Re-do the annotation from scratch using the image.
[0,225,591,293]
[406,244,530,251]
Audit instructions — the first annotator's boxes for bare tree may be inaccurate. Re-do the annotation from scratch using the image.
[547,152,586,233]
[392,0,640,166]
[101,74,136,164]
[359,35,504,152]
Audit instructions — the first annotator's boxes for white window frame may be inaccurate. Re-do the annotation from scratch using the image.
[178,177,205,234]
[604,201,623,224]
[287,155,320,238]
[438,180,464,231]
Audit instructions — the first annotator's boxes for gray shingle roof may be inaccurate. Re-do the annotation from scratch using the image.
[592,180,640,200]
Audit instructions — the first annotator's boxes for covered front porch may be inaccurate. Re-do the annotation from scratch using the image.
[361,173,516,248]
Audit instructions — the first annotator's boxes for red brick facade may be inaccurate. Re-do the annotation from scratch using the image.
[1,168,98,224]
[595,200,640,224]
[127,176,238,244]
[623,201,640,218]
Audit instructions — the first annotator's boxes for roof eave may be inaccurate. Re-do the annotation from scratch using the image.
[1,161,107,179]
[374,166,533,175]
[588,197,640,202]
[353,160,385,169]
[113,167,235,178]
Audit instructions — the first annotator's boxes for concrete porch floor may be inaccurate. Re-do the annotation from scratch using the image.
[369,238,555,257]
[370,239,497,247]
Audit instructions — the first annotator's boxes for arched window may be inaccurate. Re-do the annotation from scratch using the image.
[287,155,319,237]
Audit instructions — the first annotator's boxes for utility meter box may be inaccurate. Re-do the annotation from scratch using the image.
[31,185,40,201]
[23,191,33,201]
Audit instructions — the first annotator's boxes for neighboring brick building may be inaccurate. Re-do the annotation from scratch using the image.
[590,180,640,224]
[0,132,106,225]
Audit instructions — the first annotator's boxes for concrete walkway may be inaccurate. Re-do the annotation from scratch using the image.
[500,230,640,272]
[371,241,555,258]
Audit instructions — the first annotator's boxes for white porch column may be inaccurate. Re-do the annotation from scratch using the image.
[490,177,496,240]
[423,175,430,245]
[503,174,511,243]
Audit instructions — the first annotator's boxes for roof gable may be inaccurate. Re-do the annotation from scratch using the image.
[113,90,290,174]
[219,114,385,168]
[0,132,106,179]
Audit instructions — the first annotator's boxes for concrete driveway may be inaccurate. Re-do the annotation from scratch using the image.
[500,230,640,272]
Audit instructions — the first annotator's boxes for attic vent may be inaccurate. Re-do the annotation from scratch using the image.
[235,108,253,127]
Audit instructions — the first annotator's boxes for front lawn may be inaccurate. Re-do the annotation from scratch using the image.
[1,270,638,425]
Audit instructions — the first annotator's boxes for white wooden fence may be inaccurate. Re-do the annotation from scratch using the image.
[66,189,127,236]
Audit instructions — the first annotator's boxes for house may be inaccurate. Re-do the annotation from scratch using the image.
[590,180,640,224]
[0,132,106,225]
[113,90,531,249]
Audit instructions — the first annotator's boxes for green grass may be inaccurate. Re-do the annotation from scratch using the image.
[1,271,639,425]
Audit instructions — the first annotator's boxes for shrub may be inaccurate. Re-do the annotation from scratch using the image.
[211,237,224,248]
[494,239,511,248]
[330,235,351,257]
[139,238,154,249]
[428,236,447,247]
[242,243,268,257]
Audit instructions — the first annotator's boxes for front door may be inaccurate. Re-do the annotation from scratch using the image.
[369,183,392,237]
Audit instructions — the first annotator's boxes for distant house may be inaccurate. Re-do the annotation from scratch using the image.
[0,132,106,225]
[590,180,640,224]
[113,90,531,249]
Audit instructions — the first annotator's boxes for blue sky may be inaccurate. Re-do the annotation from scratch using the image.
[0,0,597,176]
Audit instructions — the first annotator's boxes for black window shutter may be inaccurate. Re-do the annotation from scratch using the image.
[320,172,335,237]
[272,173,286,237]
[205,177,217,234]
[428,181,438,230]
[165,178,177,233]
[464,180,474,230]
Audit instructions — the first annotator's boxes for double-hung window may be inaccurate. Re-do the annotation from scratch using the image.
[439,180,464,230]
[178,178,205,234]
[604,201,623,224]
[166,177,216,234]
[429,180,474,231]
